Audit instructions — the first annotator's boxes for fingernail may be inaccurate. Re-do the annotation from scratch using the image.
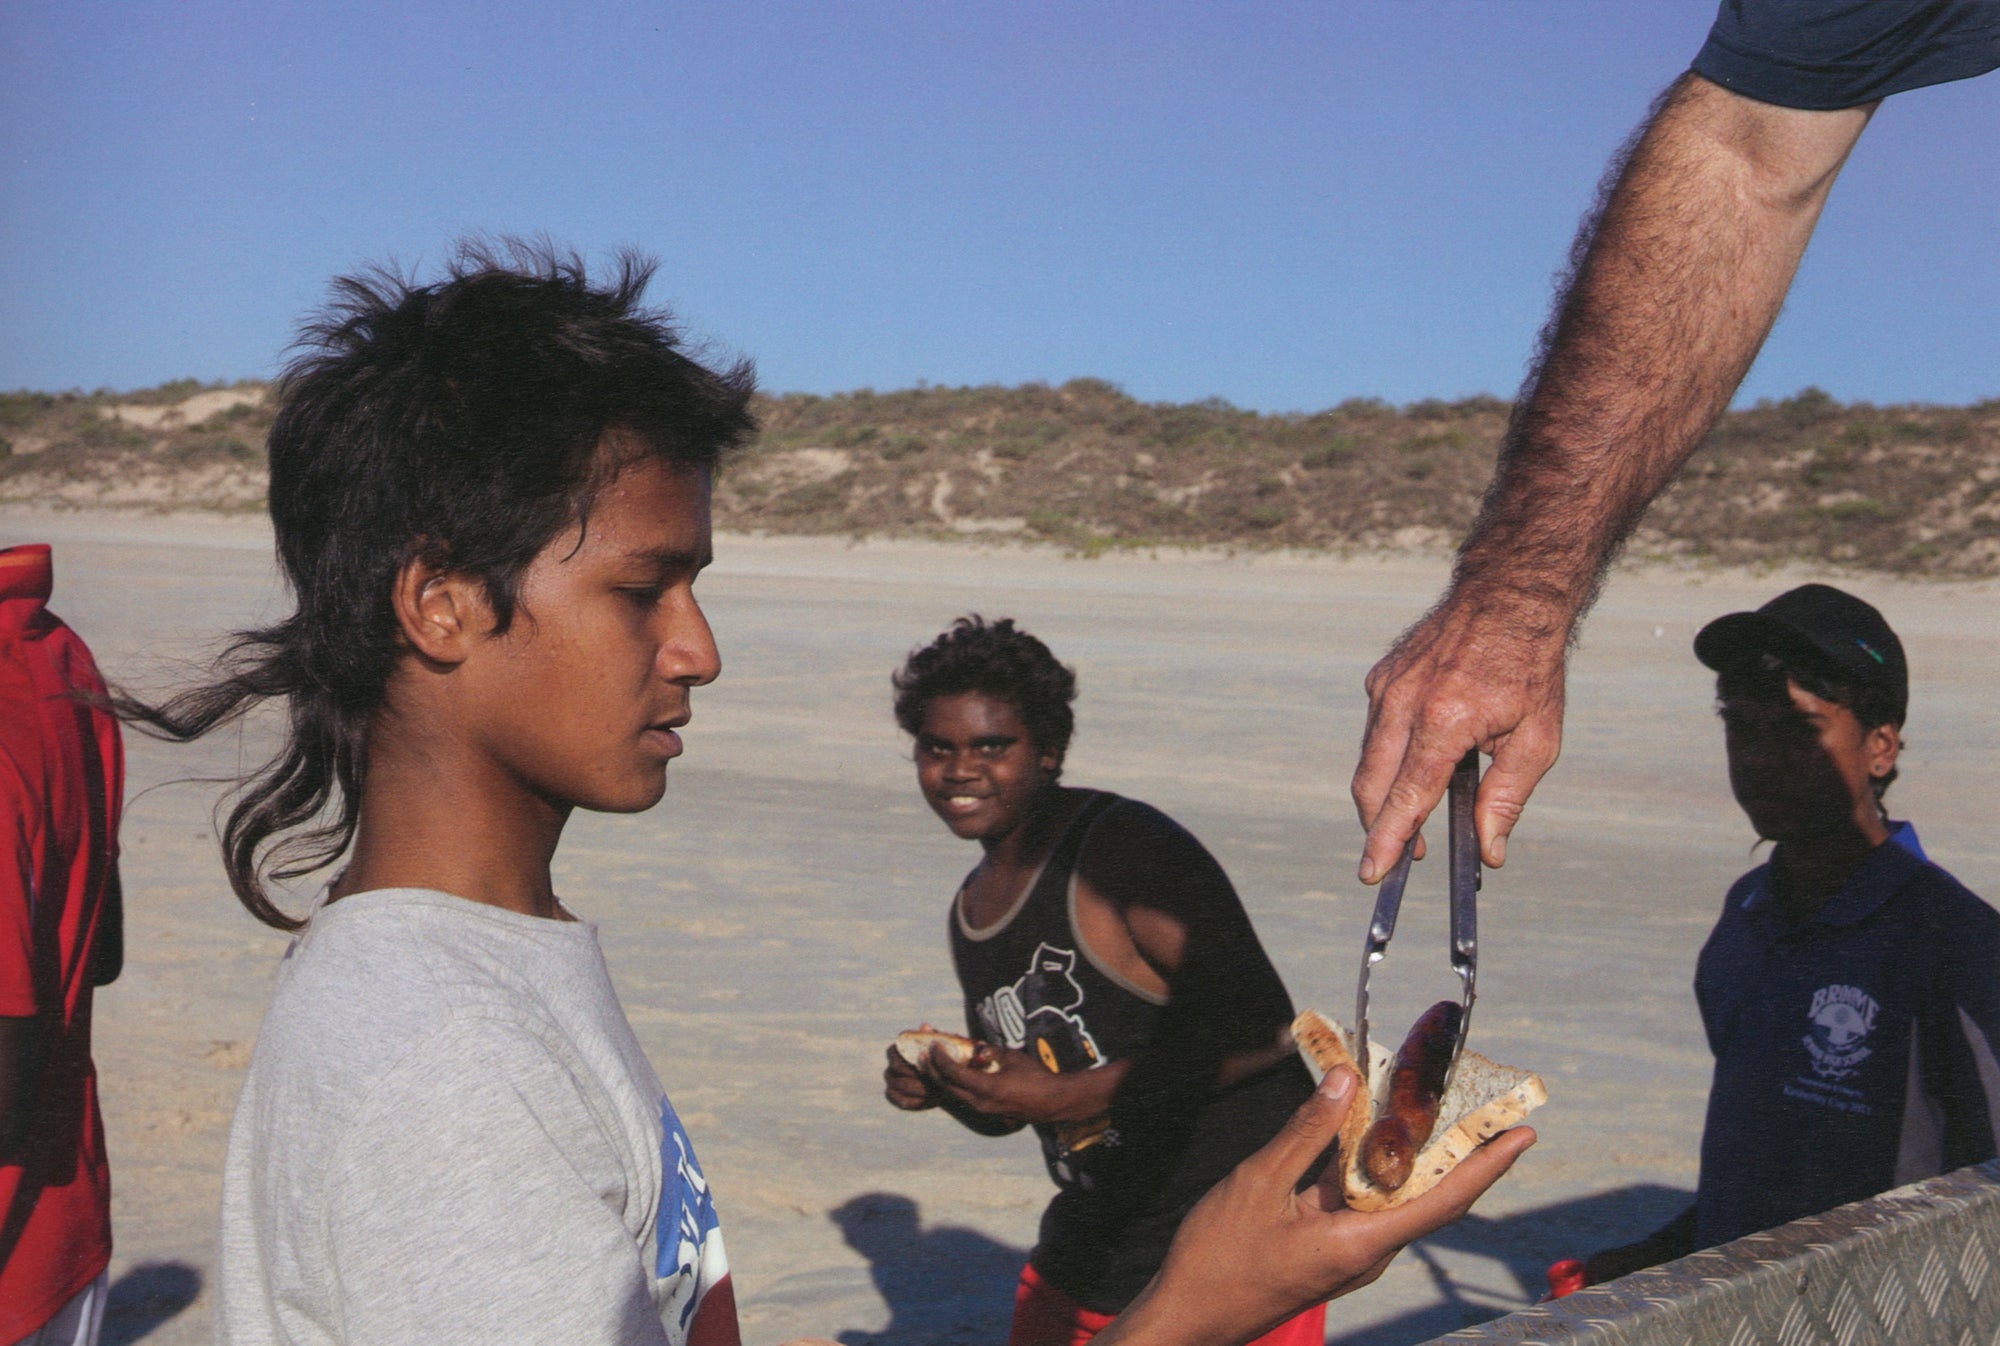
[1359,858,1378,884]
[1491,835,1507,866]
[1318,1067,1355,1102]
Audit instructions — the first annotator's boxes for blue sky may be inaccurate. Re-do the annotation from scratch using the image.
[3,2,1996,411]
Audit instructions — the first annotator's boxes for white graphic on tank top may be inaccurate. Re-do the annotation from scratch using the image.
[976,943,1114,1177]
[975,942,1103,1070]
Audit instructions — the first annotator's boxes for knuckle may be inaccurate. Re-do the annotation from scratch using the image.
[1412,696,1480,739]
[1382,774,1438,815]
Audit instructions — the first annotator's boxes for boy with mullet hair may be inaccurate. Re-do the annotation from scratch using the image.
[129,240,1531,1346]
[129,242,755,1346]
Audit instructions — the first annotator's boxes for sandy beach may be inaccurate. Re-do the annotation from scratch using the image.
[9,508,1998,1345]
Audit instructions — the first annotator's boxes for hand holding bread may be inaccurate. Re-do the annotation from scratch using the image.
[1093,1066,1535,1346]
[1292,1008,1546,1212]
[885,1026,1124,1126]
[883,1026,992,1111]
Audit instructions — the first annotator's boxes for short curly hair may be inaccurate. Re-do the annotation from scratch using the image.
[892,616,1078,769]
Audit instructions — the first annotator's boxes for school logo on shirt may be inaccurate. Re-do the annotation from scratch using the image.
[656,1098,725,1337]
[1803,983,1879,1081]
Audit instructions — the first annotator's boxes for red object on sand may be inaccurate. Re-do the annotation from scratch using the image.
[1544,1258,1587,1300]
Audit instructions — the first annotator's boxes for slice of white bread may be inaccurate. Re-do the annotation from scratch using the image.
[1292,1008,1546,1211]
[893,1028,1000,1074]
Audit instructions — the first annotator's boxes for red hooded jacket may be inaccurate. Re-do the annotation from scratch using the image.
[0,544,121,1338]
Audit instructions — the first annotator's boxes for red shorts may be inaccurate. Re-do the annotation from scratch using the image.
[1006,1262,1328,1346]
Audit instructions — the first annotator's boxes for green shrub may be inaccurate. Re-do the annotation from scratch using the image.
[1060,377,1127,401]
[76,420,146,450]
[0,393,54,429]
[1816,496,1885,521]
[1303,436,1356,469]
[1801,446,1853,486]
[1778,387,1837,427]
[132,377,207,402]
[771,480,848,517]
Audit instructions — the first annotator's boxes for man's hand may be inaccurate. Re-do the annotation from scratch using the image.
[1352,587,1568,882]
[1350,74,1873,884]
[1096,1068,1535,1346]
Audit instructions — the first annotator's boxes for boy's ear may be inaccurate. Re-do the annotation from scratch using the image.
[1865,723,1902,778]
[390,551,491,665]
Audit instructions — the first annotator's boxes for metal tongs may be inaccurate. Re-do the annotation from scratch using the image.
[1354,748,1480,1098]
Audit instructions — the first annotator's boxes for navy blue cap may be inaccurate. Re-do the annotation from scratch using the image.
[1694,584,1907,725]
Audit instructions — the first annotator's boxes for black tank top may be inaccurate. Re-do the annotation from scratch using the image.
[947,790,1314,1312]
[951,791,1158,1191]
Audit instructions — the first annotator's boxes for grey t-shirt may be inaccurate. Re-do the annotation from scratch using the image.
[216,888,730,1346]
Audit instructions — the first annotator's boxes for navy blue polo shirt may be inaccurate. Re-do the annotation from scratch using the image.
[1693,823,2000,1248]
[1694,0,2000,110]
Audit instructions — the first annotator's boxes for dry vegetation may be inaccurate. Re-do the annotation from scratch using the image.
[6,379,2000,575]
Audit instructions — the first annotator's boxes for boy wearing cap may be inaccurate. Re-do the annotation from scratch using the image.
[1578,584,2000,1284]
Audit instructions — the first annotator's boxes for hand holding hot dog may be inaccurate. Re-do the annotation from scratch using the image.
[882,1044,944,1111]
[1095,1067,1535,1346]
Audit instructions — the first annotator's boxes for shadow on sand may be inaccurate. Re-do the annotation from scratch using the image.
[827,1183,1691,1345]
[829,1193,1028,1346]
[1328,1182,1693,1344]
[101,1260,202,1346]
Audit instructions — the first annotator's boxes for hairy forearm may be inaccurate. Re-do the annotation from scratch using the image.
[1457,74,1871,630]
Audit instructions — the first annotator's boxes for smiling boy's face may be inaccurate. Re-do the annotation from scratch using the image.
[456,452,720,817]
[913,691,1059,846]
[1720,676,1899,846]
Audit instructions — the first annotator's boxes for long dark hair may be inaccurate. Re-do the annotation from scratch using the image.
[118,239,756,929]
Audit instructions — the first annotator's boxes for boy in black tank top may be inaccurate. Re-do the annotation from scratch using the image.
[884,616,1323,1346]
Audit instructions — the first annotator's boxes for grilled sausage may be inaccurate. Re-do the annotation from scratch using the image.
[1358,1000,1463,1191]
